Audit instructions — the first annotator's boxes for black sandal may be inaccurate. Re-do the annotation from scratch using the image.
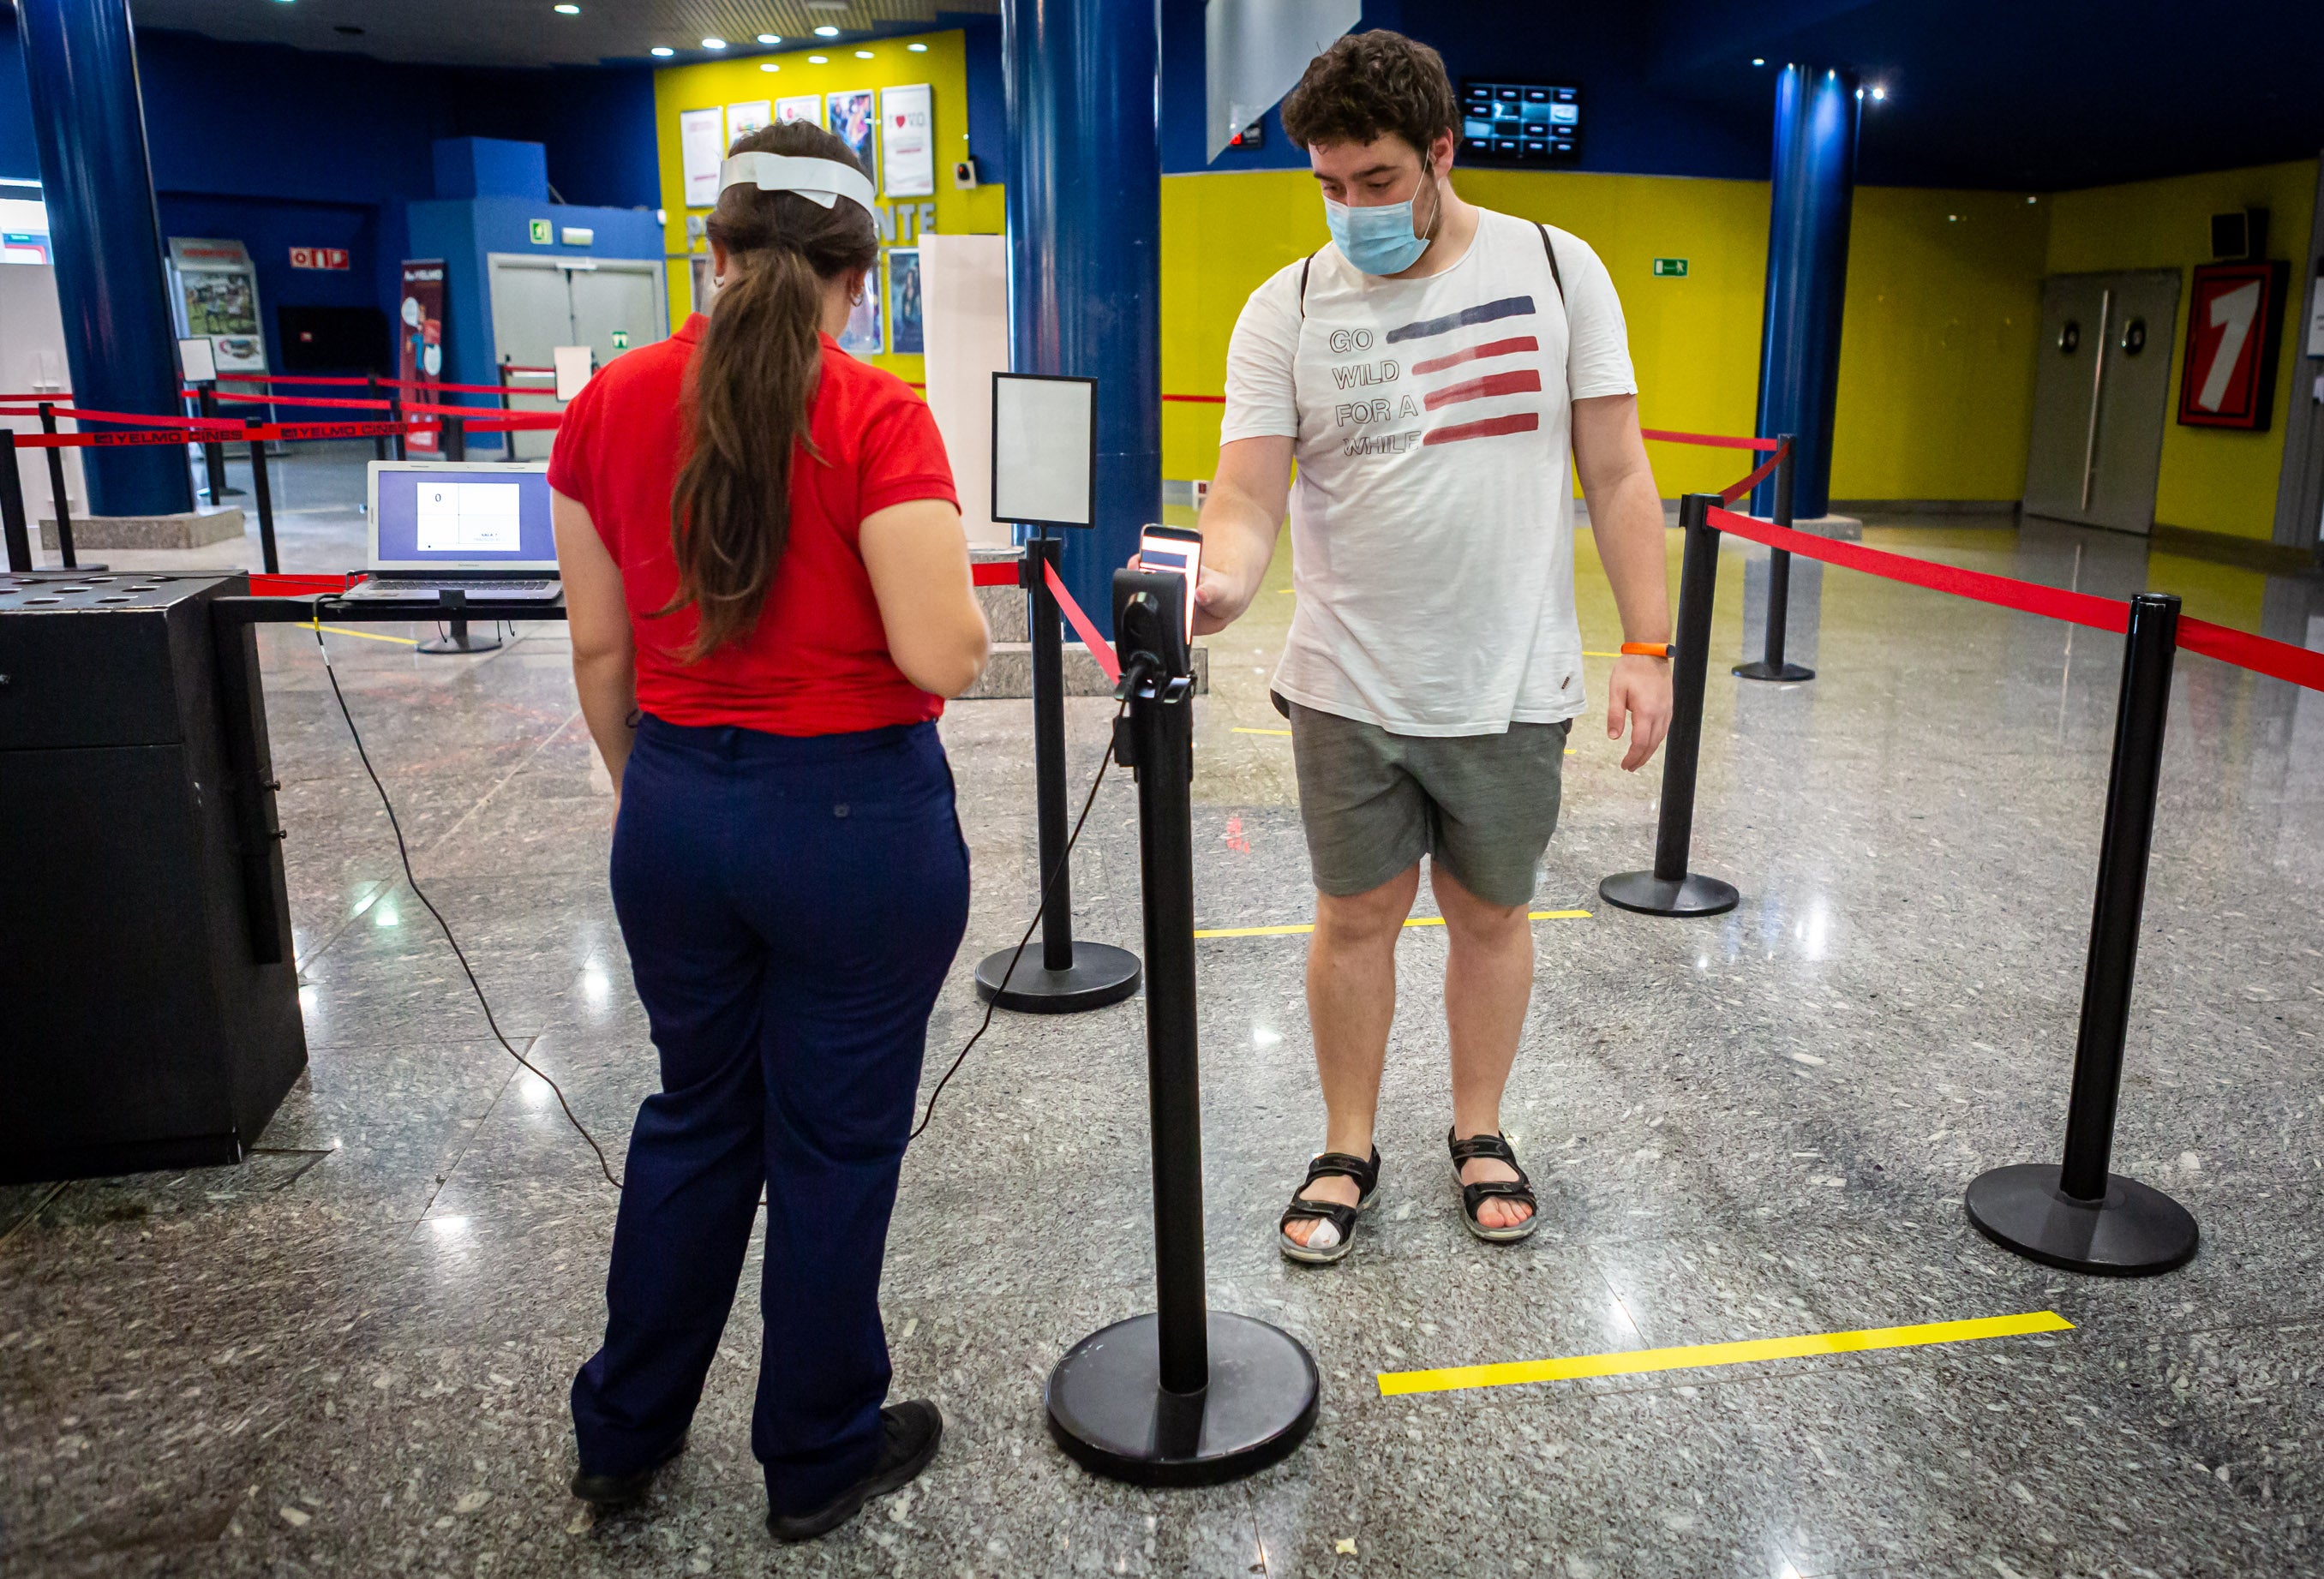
[1447,1130,1539,1244]
[1277,1148,1381,1265]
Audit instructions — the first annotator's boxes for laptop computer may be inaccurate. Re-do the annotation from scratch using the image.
[338,461,563,602]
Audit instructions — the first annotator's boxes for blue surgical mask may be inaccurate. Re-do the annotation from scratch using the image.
[1324,169,1440,276]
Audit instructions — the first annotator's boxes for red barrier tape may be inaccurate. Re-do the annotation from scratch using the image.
[1163,393,1227,404]
[1718,449,1785,505]
[1644,428,1782,452]
[1708,505,2128,633]
[1045,560,1122,685]
[208,375,376,389]
[251,573,357,596]
[971,559,1019,587]
[208,392,395,411]
[247,420,427,442]
[0,405,234,430]
[2177,616,2324,694]
[206,374,548,397]
[7,427,212,449]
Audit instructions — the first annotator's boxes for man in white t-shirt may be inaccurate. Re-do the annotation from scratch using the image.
[1194,32,1674,1264]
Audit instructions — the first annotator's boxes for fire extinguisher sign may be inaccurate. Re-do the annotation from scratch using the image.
[289,247,351,271]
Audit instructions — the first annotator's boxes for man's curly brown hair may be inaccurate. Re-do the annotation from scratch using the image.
[1279,31,1458,160]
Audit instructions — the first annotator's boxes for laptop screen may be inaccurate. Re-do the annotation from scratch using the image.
[370,464,556,570]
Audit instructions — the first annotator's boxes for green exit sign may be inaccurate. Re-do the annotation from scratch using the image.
[1652,257,1689,278]
[529,218,552,245]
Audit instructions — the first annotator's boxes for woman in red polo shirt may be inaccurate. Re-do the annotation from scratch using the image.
[547,123,985,1543]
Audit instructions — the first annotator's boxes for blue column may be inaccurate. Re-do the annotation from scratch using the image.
[1002,0,1160,636]
[19,0,194,517]
[1753,64,1860,521]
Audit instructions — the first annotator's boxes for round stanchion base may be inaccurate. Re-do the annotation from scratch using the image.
[1598,870,1740,918]
[974,942,1141,1014]
[1046,1311,1319,1487]
[417,634,504,655]
[1965,1163,2198,1277]
[1733,660,1815,682]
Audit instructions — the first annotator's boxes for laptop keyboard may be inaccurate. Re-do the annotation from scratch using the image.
[355,578,557,595]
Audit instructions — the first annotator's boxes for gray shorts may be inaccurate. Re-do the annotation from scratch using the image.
[1285,701,1572,908]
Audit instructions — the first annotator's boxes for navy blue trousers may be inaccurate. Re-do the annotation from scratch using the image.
[571,715,969,1516]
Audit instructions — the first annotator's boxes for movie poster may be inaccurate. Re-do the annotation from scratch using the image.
[839,260,882,357]
[398,259,446,455]
[776,94,823,128]
[887,248,923,354]
[166,237,269,375]
[879,84,935,198]
[827,90,878,188]
[725,99,770,148]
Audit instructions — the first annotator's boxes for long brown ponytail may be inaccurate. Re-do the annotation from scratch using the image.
[660,122,878,660]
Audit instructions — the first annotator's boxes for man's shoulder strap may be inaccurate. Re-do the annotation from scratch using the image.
[1536,222,1566,305]
[1298,249,1320,316]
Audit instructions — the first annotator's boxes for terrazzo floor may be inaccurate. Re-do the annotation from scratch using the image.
[4,450,2323,1576]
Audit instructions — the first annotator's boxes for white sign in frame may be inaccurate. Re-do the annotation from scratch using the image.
[880,83,936,199]
[991,374,1096,529]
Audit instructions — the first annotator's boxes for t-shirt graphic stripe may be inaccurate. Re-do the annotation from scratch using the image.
[1410,336,1539,376]
[1384,296,1536,344]
[1422,411,1541,446]
[1423,368,1542,411]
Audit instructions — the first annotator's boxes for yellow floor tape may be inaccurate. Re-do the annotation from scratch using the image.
[1231,727,1292,737]
[1376,1310,2075,1397]
[1196,910,1590,939]
[302,620,419,647]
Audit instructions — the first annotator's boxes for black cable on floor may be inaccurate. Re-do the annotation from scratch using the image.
[911,695,1129,1141]
[310,617,624,1192]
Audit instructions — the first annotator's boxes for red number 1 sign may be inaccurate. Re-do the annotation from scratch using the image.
[2177,260,2288,431]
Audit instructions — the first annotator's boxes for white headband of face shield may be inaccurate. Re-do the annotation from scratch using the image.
[717,153,876,216]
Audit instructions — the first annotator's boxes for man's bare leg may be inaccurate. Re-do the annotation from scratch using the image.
[1281,863,1419,1248]
[1433,864,1535,1230]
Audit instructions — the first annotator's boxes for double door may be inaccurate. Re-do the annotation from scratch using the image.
[486,255,667,459]
[2022,270,2181,534]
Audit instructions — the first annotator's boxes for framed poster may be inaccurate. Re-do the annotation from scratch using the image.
[398,259,446,454]
[991,373,1096,529]
[165,237,269,374]
[827,90,878,190]
[725,99,770,147]
[879,84,936,198]
[887,248,923,354]
[2177,260,2290,431]
[776,94,823,127]
[839,261,882,356]
[680,108,725,206]
[690,254,715,318]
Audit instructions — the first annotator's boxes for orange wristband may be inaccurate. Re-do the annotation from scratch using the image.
[1619,642,1673,659]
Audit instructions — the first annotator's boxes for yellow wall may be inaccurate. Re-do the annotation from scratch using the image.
[1159,168,2047,503]
[2045,158,2316,541]
[650,29,1005,387]
[1830,187,2049,501]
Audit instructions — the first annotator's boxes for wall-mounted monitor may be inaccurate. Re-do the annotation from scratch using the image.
[1458,81,1582,166]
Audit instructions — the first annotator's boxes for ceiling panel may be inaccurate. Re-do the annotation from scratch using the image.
[127,0,996,69]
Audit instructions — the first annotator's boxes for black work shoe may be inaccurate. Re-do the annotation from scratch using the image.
[570,1435,686,1509]
[766,1401,943,1542]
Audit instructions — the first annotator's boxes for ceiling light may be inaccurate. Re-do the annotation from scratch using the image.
[807,54,828,63]
[813,25,840,37]
[907,41,927,51]
[650,45,674,56]
[1870,84,1887,100]
[554,3,578,11]
[759,62,779,72]
[701,36,726,49]
[757,33,780,43]
[1751,57,1764,66]
[854,49,872,58]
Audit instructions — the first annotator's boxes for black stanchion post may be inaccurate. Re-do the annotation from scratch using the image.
[244,417,280,576]
[0,429,32,571]
[973,531,1142,1012]
[1966,593,2197,1275]
[1734,433,1814,683]
[1600,493,1740,917]
[1044,569,1317,1486]
[36,402,78,570]
[389,388,408,462]
[197,383,237,500]
[442,415,466,463]
[368,376,389,464]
